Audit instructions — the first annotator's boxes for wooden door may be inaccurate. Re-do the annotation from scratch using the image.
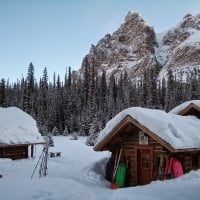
[136,146,153,185]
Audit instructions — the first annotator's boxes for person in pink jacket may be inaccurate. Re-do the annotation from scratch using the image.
[164,153,183,179]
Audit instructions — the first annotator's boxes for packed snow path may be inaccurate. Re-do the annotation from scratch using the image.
[0,136,200,200]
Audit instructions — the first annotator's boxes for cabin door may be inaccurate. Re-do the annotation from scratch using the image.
[135,146,153,185]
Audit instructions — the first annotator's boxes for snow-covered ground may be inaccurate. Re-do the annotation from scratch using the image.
[0,136,200,200]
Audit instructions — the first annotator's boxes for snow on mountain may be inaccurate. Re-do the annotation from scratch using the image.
[81,12,200,82]
[157,13,200,79]
[155,32,167,66]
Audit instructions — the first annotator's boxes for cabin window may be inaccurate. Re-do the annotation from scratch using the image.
[139,131,148,145]
[192,154,199,168]
[141,155,150,168]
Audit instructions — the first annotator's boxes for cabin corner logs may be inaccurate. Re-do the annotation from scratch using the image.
[104,128,200,187]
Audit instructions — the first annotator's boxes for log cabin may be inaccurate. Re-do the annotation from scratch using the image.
[0,107,45,160]
[170,100,200,118]
[94,103,200,187]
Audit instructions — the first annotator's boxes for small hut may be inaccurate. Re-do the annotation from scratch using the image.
[170,100,200,118]
[0,107,45,160]
[94,105,200,187]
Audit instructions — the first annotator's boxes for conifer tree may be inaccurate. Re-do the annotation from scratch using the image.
[107,73,117,119]
[122,70,131,109]
[46,73,57,132]
[190,68,199,100]
[160,78,166,109]
[165,70,175,111]
[55,75,64,132]
[37,67,49,131]
[83,56,90,108]
[147,68,158,108]
[0,79,6,107]
[51,126,60,136]
[99,70,107,114]
[24,63,35,115]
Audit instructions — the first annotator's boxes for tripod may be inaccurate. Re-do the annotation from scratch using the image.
[31,143,49,179]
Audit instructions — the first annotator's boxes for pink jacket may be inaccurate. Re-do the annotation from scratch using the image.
[172,158,183,178]
[164,157,183,179]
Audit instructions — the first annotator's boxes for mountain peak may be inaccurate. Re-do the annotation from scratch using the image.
[81,12,200,82]
[179,13,200,30]
[125,11,144,23]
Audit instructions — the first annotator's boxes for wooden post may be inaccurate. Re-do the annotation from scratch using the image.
[31,145,34,157]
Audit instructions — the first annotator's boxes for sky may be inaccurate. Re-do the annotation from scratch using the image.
[0,0,200,82]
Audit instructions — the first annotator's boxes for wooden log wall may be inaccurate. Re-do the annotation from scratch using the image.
[117,131,167,186]
[0,146,28,160]
[108,129,200,187]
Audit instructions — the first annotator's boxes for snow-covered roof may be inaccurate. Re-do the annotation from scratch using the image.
[169,100,200,114]
[95,107,200,150]
[0,107,44,145]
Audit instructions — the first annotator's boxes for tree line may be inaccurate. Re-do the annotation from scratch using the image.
[0,61,200,141]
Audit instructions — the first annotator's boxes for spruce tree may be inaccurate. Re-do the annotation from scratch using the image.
[24,63,35,114]
[0,79,6,107]
[165,69,175,111]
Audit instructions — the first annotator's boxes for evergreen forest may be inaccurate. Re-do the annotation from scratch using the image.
[0,62,200,143]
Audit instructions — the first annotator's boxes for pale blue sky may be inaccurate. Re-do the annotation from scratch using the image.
[0,0,200,82]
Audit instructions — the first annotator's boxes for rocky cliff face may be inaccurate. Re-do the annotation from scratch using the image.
[81,11,200,81]
[157,13,200,79]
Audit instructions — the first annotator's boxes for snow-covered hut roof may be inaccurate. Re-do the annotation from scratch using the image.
[94,107,200,151]
[0,107,44,145]
[169,100,200,115]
